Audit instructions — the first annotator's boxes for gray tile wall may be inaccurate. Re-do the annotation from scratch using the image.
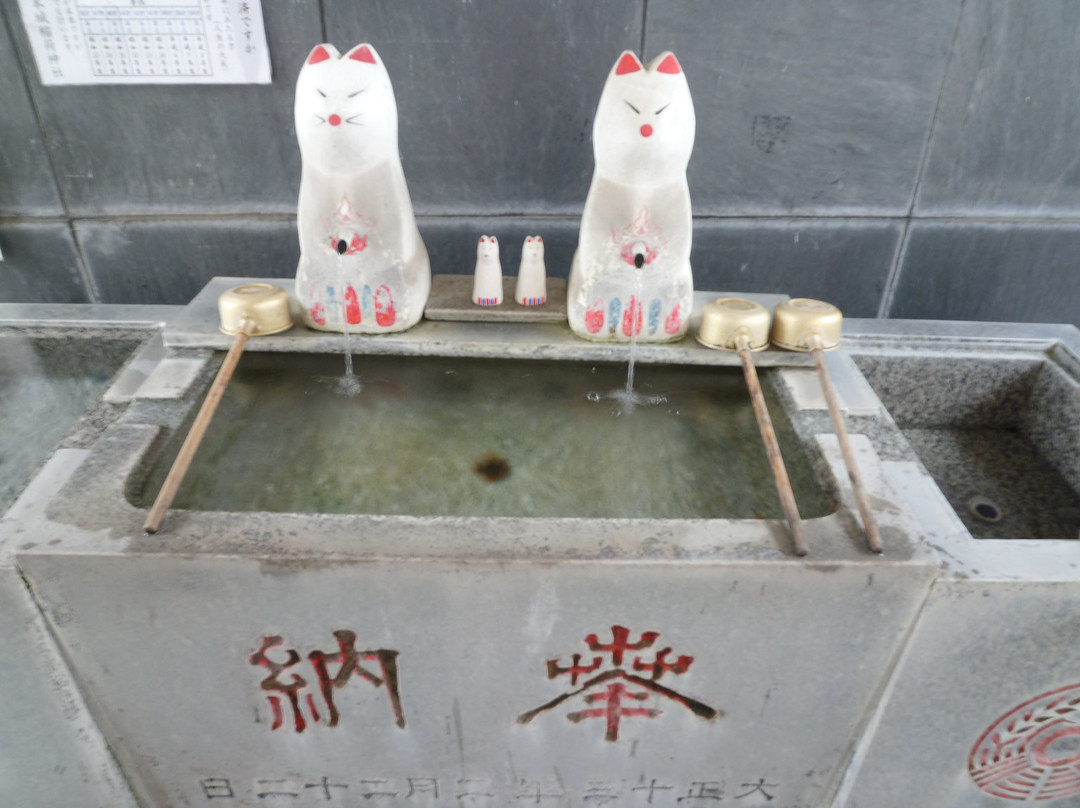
[1,1,1078,325]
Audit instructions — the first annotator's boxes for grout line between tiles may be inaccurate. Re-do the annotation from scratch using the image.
[907,0,968,218]
[0,2,104,301]
[877,220,912,319]
[640,0,649,56]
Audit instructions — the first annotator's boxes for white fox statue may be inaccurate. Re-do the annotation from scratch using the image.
[294,43,430,333]
[567,51,696,342]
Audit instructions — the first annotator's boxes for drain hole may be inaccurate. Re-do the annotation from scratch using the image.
[968,496,1003,523]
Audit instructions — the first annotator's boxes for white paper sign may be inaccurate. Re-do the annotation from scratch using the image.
[18,0,272,85]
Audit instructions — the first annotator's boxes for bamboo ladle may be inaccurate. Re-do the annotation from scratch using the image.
[770,298,883,553]
[697,297,808,556]
[144,283,293,534]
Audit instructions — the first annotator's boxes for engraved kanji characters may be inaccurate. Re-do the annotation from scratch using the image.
[734,778,778,801]
[568,681,662,741]
[678,780,724,803]
[249,631,404,733]
[200,777,235,799]
[309,630,405,728]
[249,636,309,732]
[632,777,676,804]
[200,774,781,804]
[518,625,718,741]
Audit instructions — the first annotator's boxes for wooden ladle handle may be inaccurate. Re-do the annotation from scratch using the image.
[735,333,808,556]
[144,318,255,534]
[808,334,883,553]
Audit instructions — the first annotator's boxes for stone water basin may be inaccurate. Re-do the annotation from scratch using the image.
[0,304,175,808]
[0,325,146,514]
[834,321,1080,808]
[8,280,940,808]
[851,334,1080,541]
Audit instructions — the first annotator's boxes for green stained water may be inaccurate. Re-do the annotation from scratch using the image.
[137,353,832,519]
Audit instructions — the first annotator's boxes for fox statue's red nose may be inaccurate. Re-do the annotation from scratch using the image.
[329,114,342,126]
[640,124,653,137]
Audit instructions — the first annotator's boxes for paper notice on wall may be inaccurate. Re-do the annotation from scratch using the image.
[18,0,271,85]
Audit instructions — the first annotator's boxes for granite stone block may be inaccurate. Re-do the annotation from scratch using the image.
[0,572,138,807]
[646,0,961,215]
[917,2,1080,216]
[852,351,1080,541]
[322,0,644,215]
[0,7,63,216]
[1,0,320,215]
[689,218,902,317]
[1020,360,1080,494]
[851,354,1041,429]
[889,221,1080,324]
[840,582,1080,806]
[78,218,297,304]
[901,427,1080,540]
[0,223,90,303]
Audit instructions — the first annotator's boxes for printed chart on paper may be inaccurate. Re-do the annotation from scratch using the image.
[18,0,271,85]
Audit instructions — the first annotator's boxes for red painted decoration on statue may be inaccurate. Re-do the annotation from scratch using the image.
[349,45,376,64]
[308,46,332,65]
[656,54,681,75]
[374,285,396,327]
[615,52,643,75]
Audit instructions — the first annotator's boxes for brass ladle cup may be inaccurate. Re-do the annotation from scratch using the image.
[144,283,293,534]
[770,298,883,553]
[698,298,808,556]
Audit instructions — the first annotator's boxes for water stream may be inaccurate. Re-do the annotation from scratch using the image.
[594,271,666,414]
[328,248,362,397]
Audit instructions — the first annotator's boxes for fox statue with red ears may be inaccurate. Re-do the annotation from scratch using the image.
[294,43,430,333]
[567,51,696,342]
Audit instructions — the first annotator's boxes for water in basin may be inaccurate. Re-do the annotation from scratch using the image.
[136,352,831,519]
[0,330,143,513]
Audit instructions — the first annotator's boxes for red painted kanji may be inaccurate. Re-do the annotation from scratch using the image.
[585,626,660,667]
[546,653,602,686]
[633,647,694,680]
[249,636,309,732]
[567,682,662,742]
[518,625,719,742]
[309,630,405,728]
[250,631,405,733]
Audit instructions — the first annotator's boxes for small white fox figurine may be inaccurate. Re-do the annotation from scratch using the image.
[294,43,430,333]
[472,235,503,306]
[567,51,696,341]
[515,236,547,306]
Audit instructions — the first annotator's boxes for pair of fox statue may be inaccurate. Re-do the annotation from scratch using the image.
[295,44,695,342]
